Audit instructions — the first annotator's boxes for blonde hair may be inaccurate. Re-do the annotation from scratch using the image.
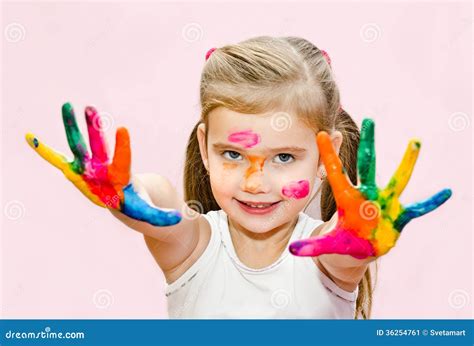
[183,36,376,319]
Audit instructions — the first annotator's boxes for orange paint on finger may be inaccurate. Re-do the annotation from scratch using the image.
[109,127,131,189]
[317,131,354,208]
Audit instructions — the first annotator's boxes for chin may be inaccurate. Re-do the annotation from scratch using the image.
[237,217,280,234]
[221,198,298,234]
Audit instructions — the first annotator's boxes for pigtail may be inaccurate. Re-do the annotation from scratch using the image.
[183,121,220,213]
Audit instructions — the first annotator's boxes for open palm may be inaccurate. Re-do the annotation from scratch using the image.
[25,102,181,226]
[290,119,452,259]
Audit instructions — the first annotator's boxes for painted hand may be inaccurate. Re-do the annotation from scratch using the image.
[25,102,182,227]
[289,119,452,259]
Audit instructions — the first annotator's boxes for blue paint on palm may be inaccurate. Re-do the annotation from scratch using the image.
[121,184,182,226]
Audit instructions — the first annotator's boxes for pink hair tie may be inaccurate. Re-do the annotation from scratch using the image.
[321,50,342,111]
[205,47,217,61]
[321,49,332,67]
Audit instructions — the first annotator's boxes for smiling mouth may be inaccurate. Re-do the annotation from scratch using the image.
[236,199,281,214]
[235,199,281,209]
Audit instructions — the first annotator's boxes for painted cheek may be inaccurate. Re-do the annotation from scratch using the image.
[223,162,239,170]
[281,180,310,199]
[220,162,240,180]
[228,130,261,148]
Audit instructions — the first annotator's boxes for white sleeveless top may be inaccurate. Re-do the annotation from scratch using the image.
[165,210,358,319]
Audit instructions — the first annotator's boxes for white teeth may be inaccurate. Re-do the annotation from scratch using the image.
[244,202,273,208]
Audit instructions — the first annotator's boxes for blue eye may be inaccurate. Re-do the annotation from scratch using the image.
[274,153,294,164]
[223,150,242,161]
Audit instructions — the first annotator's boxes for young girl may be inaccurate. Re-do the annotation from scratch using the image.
[25,36,451,319]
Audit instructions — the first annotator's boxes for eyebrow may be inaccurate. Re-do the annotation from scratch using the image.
[212,142,307,153]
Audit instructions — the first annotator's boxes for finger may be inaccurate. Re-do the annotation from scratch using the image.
[25,133,106,207]
[383,139,420,198]
[85,106,109,163]
[289,230,375,259]
[393,188,452,231]
[62,102,89,173]
[358,119,377,199]
[121,183,182,226]
[25,133,69,171]
[109,127,131,189]
[317,131,356,208]
[62,168,107,208]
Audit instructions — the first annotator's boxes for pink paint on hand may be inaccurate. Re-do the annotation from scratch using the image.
[282,180,310,199]
[228,130,261,148]
[289,229,376,258]
[85,106,109,163]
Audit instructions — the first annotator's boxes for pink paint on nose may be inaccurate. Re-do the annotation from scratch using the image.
[282,180,310,199]
[228,130,261,148]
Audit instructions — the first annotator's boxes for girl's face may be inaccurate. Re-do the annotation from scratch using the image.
[197,107,340,234]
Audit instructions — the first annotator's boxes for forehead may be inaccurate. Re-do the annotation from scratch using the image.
[207,107,316,148]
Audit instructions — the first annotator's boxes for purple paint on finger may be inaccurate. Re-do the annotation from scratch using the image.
[282,180,310,199]
[228,130,261,148]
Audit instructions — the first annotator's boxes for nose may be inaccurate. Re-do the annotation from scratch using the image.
[240,155,270,194]
[242,173,271,194]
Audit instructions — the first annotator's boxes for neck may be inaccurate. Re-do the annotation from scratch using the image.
[227,215,299,269]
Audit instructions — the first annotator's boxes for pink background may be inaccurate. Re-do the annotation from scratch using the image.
[1,1,472,318]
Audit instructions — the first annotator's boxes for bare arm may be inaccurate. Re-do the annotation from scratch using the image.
[311,212,370,292]
[109,173,209,282]
[25,103,210,283]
